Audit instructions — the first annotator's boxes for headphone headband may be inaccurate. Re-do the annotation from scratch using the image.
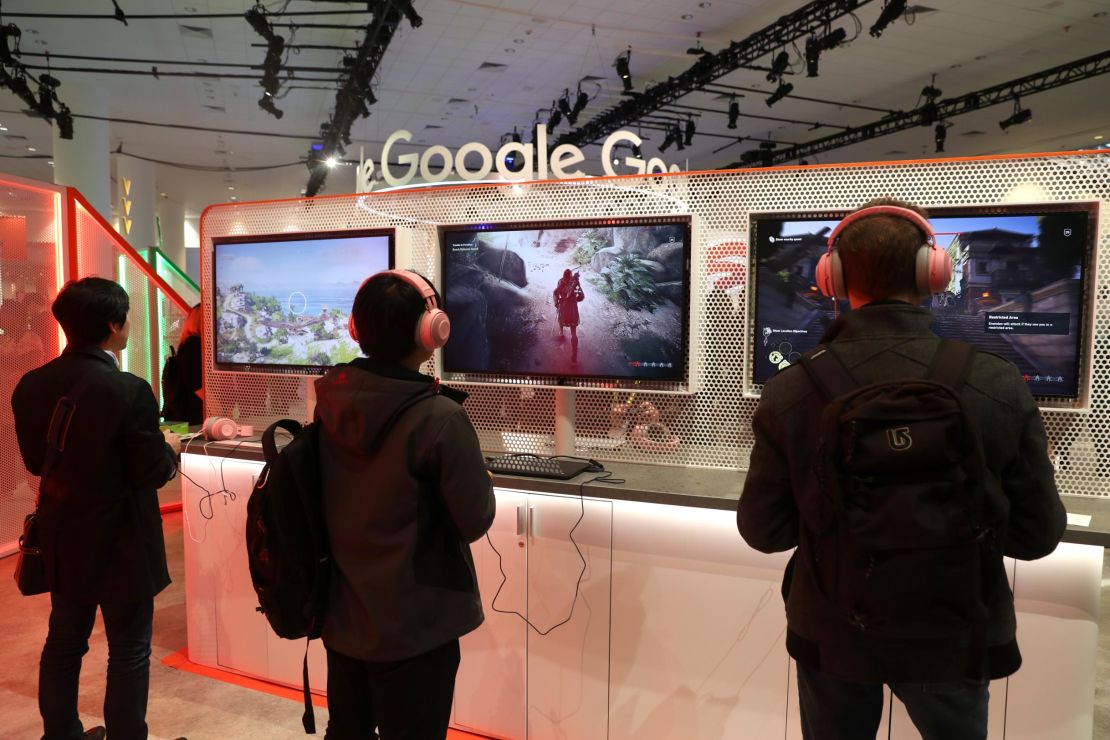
[826,205,936,249]
[383,269,439,310]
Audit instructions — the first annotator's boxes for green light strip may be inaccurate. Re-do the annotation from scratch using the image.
[148,247,199,292]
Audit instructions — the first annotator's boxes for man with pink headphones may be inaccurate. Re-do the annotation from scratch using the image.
[313,270,495,739]
[738,199,1065,740]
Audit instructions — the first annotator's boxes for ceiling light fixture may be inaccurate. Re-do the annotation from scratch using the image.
[727,97,740,129]
[934,121,951,153]
[767,51,790,83]
[684,117,696,147]
[766,81,794,107]
[805,27,846,78]
[999,99,1032,131]
[870,0,908,38]
[614,48,633,93]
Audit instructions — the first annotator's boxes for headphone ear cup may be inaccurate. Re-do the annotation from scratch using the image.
[916,245,954,295]
[816,251,847,300]
[415,308,451,351]
[348,313,359,343]
[203,416,237,441]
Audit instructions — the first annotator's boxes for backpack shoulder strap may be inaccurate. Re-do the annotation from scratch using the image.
[926,339,975,390]
[798,345,859,400]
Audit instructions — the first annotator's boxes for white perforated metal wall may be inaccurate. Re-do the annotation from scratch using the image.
[200,152,1110,494]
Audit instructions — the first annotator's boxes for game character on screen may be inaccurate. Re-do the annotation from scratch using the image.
[737,198,1065,740]
[315,269,495,739]
[553,268,585,363]
[11,277,183,740]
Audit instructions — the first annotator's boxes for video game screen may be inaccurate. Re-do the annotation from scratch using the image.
[441,217,691,381]
[213,230,393,371]
[752,203,1098,399]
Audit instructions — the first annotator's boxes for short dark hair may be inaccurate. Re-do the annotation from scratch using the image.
[350,271,439,361]
[52,277,130,346]
[837,197,931,300]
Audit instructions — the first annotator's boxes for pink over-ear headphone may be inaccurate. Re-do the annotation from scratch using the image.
[348,270,451,351]
[815,205,953,301]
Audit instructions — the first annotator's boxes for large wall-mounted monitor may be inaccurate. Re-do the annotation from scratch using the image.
[441,216,691,384]
[750,203,1098,403]
[213,229,394,374]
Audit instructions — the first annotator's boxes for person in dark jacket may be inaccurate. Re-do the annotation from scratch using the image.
[161,303,203,425]
[11,277,182,740]
[315,269,495,740]
[737,199,1066,740]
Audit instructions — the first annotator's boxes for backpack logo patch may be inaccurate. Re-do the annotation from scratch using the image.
[886,426,913,451]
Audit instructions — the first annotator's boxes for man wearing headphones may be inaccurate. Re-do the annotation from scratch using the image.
[314,270,495,739]
[737,199,1065,739]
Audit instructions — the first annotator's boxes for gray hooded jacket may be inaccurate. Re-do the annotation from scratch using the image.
[315,357,495,661]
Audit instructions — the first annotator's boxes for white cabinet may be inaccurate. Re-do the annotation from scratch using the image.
[453,488,612,740]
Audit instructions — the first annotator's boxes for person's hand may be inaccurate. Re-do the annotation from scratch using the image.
[163,429,182,455]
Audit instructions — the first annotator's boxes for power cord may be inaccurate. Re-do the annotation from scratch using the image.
[485,463,624,636]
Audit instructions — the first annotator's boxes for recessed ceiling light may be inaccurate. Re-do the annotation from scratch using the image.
[505,48,516,53]
[699,1,712,6]
[1096,135,1105,140]
[27,146,36,152]
[0,126,7,131]
[48,161,54,166]
[160,192,167,196]
[513,38,524,44]
[228,186,235,190]
[230,196,237,201]
[681,14,694,20]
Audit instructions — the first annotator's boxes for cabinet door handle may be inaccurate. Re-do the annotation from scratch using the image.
[528,505,536,539]
[515,505,527,537]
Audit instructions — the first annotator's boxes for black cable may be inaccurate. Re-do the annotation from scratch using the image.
[485,466,624,636]
[17,63,342,82]
[18,51,348,74]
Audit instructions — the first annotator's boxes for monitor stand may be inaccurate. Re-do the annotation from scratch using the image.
[554,388,575,456]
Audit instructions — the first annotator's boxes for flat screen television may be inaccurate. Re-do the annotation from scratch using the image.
[441,217,691,382]
[750,203,1098,401]
[213,229,394,373]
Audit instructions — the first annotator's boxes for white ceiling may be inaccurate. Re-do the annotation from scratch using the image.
[0,0,1106,218]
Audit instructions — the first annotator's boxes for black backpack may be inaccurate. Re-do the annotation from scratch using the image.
[245,418,329,733]
[799,340,1006,680]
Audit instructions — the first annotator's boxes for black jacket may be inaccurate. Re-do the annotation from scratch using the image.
[11,346,178,603]
[737,303,1066,683]
[315,358,496,661]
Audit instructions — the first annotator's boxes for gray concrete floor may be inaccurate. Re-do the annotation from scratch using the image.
[1,482,1108,739]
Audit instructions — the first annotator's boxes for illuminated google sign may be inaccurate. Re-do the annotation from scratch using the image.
[356,124,679,192]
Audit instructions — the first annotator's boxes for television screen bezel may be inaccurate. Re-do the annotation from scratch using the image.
[438,215,693,384]
[747,201,1100,406]
[211,227,395,375]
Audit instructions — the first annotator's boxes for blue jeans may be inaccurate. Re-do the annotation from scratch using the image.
[797,662,989,740]
[39,595,154,740]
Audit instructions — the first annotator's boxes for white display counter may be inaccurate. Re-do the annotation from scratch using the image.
[181,445,1102,739]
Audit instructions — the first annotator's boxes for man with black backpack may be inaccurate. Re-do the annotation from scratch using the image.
[738,199,1066,740]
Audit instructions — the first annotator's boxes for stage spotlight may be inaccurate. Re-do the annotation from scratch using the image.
[659,127,676,152]
[0,23,21,65]
[547,101,563,130]
[870,0,907,38]
[511,128,521,144]
[727,99,740,129]
[614,50,633,92]
[767,51,790,82]
[684,118,696,147]
[999,100,1032,131]
[325,156,338,168]
[244,5,275,41]
[558,90,573,122]
[571,86,589,120]
[806,28,847,77]
[934,122,949,152]
[258,95,284,119]
[766,82,793,107]
[674,124,686,152]
[111,0,128,26]
[55,105,73,140]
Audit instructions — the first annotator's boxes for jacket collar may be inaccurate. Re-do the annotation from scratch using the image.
[347,356,468,404]
[63,344,121,369]
[821,303,936,343]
